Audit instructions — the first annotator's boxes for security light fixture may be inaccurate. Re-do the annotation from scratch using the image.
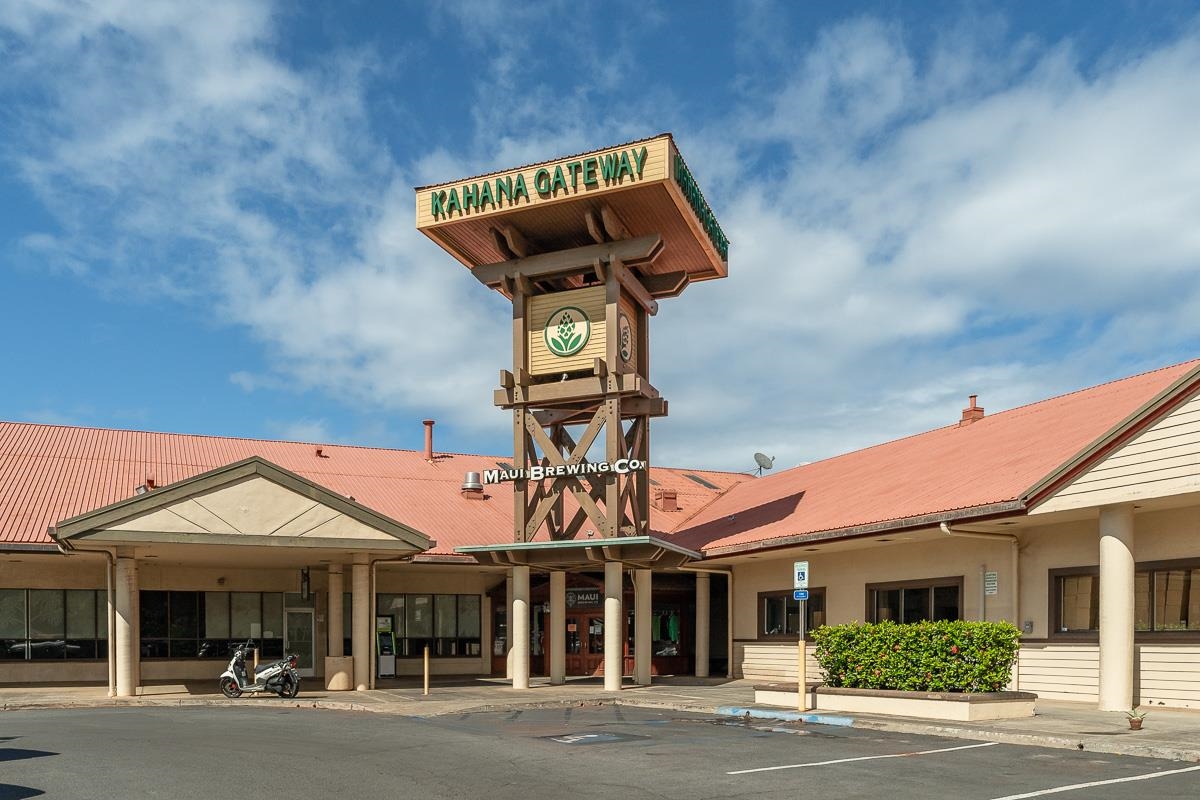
[300,567,311,601]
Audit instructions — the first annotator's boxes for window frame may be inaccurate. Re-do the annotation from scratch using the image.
[1050,559,1200,643]
[864,576,963,624]
[756,588,827,641]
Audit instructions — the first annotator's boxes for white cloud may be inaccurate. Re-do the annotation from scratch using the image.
[4,5,1200,474]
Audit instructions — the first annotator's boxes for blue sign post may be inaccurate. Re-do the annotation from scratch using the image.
[793,589,809,601]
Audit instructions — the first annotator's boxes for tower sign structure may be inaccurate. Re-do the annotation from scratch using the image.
[417,133,728,689]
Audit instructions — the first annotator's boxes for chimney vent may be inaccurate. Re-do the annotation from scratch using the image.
[653,489,679,512]
[461,471,485,499]
[423,419,435,460]
[959,395,985,426]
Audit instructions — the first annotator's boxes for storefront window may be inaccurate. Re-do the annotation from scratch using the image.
[1,589,107,661]
[141,591,283,659]
[758,589,827,638]
[868,579,962,624]
[378,593,480,658]
[1055,562,1200,637]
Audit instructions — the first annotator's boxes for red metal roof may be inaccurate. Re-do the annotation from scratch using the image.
[670,360,1200,555]
[0,423,744,555]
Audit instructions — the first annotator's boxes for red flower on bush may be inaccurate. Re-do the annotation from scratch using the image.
[950,645,959,654]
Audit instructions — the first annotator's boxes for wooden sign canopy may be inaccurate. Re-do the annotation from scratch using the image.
[415,133,728,300]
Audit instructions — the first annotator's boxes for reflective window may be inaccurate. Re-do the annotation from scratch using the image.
[868,580,962,624]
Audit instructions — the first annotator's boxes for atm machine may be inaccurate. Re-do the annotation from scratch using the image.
[376,615,396,678]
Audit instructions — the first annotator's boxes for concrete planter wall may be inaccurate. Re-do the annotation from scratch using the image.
[755,684,1037,721]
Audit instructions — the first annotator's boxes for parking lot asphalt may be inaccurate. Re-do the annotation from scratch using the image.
[7,677,1199,764]
[2,705,1198,800]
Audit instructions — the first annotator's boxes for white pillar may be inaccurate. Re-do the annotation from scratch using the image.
[511,566,530,689]
[352,558,370,691]
[114,557,138,698]
[634,569,652,686]
[695,573,710,678]
[505,571,514,679]
[327,566,344,658]
[604,561,623,691]
[549,571,566,685]
[1098,505,1136,711]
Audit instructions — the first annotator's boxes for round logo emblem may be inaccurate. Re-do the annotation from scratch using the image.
[618,312,633,364]
[544,306,590,357]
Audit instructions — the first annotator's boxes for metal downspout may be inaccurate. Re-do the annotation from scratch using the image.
[940,522,1021,689]
[52,530,118,698]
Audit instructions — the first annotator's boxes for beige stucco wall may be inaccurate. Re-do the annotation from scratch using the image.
[730,535,1017,643]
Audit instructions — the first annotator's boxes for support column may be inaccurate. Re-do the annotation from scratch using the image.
[1098,505,1136,711]
[327,566,344,657]
[352,557,370,691]
[512,565,530,689]
[634,569,652,686]
[604,561,623,691]
[114,557,138,698]
[505,571,514,679]
[549,571,566,685]
[695,573,710,678]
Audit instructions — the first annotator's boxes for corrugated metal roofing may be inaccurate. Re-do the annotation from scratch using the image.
[0,423,744,555]
[671,360,1200,554]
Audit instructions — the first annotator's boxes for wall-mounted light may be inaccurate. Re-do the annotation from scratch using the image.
[300,567,311,601]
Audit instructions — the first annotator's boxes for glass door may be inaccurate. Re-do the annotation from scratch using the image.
[284,609,315,677]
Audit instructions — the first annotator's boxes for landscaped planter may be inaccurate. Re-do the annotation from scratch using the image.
[754,684,1036,721]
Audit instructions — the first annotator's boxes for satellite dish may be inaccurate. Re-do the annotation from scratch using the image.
[753,452,775,476]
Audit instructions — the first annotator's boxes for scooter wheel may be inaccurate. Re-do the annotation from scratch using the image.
[279,674,300,699]
[219,676,242,698]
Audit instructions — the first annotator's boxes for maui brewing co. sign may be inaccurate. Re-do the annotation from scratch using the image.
[484,459,647,485]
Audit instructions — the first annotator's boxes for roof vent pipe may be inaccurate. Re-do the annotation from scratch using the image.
[959,395,985,426]
[423,419,435,461]
[462,471,485,498]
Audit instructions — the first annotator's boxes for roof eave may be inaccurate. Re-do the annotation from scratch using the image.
[696,500,1027,558]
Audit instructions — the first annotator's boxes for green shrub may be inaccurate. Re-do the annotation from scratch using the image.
[810,620,1020,693]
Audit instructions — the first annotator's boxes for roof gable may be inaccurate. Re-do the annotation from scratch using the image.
[1032,381,1200,514]
[54,457,433,552]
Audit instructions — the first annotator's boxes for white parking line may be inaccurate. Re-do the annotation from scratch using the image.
[727,741,999,774]
[987,764,1200,799]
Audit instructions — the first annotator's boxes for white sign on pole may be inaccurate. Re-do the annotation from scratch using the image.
[984,571,999,596]
[793,561,809,590]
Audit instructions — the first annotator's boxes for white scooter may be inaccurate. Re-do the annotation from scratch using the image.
[219,639,300,698]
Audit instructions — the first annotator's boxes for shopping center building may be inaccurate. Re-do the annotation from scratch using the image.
[3,135,1199,711]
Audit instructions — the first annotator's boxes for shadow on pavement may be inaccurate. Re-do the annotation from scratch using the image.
[0,785,45,799]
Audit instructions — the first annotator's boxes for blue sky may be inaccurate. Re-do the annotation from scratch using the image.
[2,0,1200,473]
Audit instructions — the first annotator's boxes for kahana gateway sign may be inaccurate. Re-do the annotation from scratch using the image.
[484,459,647,484]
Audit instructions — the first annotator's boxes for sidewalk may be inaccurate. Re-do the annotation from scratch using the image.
[4,678,1198,762]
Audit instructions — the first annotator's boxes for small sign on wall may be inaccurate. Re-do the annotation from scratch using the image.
[985,571,999,596]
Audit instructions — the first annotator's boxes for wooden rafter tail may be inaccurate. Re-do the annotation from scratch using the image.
[584,209,606,245]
